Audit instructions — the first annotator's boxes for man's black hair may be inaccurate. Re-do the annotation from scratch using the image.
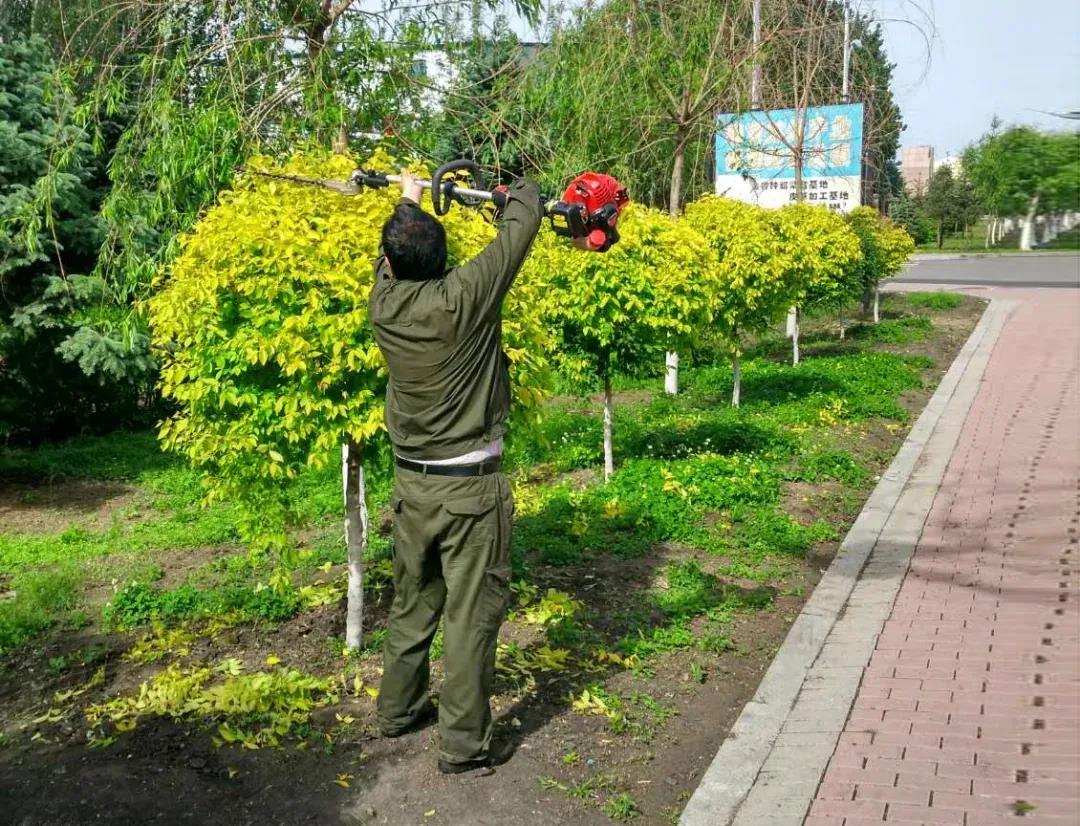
[381,205,447,281]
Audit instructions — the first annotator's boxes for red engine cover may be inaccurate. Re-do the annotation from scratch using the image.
[562,172,630,249]
[562,172,629,215]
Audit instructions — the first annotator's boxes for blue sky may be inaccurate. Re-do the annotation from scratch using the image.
[875,0,1080,156]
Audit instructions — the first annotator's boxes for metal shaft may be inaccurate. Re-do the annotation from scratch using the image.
[382,175,494,202]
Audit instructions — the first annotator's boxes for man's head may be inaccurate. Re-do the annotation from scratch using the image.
[381,206,447,281]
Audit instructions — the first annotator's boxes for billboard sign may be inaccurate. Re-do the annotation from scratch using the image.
[715,103,864,212]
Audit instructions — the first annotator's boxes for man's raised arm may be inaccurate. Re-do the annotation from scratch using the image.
[444,177,544,330]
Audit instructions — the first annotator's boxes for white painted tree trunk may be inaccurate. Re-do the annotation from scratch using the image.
[791,306,801,366]
[785,306,797,338]
[1020,195,1040,251]
[603,376,614,481]
[665,351,679,395]
[342,440,368,651]
[873,288,880,324]
[731,350,741,407]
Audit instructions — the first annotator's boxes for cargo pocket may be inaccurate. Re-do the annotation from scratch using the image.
[444,496,509,625]
[390,496,423,582]
[480,564,513,626]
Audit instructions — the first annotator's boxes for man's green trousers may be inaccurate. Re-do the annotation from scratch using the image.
[377,467,514,765]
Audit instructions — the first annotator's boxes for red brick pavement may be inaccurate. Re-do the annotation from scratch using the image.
[806,290,1080,826]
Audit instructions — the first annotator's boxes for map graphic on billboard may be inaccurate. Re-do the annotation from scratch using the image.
[715,103,864,212]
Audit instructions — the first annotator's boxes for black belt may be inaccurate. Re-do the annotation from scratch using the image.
[395,456,502,477]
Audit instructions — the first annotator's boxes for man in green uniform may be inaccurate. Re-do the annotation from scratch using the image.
[369,170,543,774]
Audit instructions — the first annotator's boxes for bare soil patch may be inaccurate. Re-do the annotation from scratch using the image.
[0,480,144,535]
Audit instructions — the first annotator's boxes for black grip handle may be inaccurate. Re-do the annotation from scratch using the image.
[431,159,487,215]
[350,170,390,189]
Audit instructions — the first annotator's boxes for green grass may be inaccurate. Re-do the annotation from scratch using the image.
[604,792,641,821]
[0,565,81,653]
[904,291,963,311]
[0,298,963,656]
[847,316,933,344]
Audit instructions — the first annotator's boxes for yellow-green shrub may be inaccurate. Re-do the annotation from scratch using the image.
[149,150,553,551]
[529,204,715,475]
[683,196,794,343]
[844,206,916,315]
[773,202,864,314]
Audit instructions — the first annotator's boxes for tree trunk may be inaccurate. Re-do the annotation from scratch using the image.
[731,350,741,407]
[791,306,801,366]
[873,287,880,324]
[603,375,614,481]
[1020,195,1040,251]
[936,218,944,250]
[669,124,689,216]
[985,219,993,249]
[342,440,368,650]
[665,350,679,395]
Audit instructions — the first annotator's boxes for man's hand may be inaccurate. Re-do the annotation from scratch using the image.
[399,168,423,204]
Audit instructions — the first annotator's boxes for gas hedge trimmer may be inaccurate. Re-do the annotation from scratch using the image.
[249,159,630,252]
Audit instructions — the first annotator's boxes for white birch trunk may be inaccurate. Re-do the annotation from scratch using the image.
[1020,195,1040,251]
[665,351,679,395]
[731,351,741,407]
[603,376,614,481]
[873,287,880,324]
[791,306,801,366]
[342,441,368,651]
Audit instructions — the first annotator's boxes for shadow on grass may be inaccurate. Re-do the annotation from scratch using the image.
[619,418,793,462]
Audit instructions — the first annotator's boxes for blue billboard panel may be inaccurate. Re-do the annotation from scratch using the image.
[715,103,864,212]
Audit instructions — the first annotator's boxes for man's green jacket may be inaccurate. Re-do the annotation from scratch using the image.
[368,178,543,460]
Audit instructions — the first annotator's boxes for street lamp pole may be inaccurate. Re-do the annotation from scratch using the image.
[842,3,851,102]
[751,0,762,108]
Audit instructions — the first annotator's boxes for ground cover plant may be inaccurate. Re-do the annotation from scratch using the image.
[0,290,986,824]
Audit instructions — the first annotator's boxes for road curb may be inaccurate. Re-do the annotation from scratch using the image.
[679,297,1015,826]
[911,251,1077,261]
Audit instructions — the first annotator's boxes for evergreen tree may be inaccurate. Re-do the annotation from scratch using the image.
[0,32,151,442]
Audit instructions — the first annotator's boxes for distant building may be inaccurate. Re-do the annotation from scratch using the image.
[937,154,963,175]
[899,145,934,196]
[408,42,547,113]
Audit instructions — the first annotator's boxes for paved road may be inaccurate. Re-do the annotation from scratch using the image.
[891,254,1079,289]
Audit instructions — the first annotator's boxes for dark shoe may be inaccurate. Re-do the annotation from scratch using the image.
[438,757,493,775]
[379,702,437,738]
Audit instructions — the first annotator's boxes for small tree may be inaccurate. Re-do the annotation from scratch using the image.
[534,205,713,478]
[683,195,791,405]
[773,203,863,364]
[845,206,916,323]
[889,195,933,246]
[150,150,552,648]
[924,166,958,250]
